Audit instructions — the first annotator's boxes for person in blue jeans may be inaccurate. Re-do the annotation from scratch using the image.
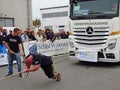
[5,28,24,77]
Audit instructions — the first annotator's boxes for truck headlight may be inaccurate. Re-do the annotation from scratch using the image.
[107,39,117,50]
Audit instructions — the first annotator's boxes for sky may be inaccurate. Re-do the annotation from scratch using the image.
[32,0,69,20]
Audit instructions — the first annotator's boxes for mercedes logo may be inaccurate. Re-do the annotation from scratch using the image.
[86,27,93,35]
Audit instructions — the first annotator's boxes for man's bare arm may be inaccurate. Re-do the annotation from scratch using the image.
[23,64,40,73]
[18,44,24,56]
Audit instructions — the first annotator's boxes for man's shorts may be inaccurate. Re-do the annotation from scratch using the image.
[41,64,54,78]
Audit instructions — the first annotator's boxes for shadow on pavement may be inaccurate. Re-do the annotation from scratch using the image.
[72,61,120,68]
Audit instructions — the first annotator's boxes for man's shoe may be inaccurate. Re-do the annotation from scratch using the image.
[19,73,22,77]
[56,73,61,81]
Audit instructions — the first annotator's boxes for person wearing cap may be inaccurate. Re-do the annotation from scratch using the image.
[23,44,61,81]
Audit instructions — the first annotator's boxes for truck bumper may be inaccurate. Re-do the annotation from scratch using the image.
[69,50,120,62]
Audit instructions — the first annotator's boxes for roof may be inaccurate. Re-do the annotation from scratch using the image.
[40,5,69,10]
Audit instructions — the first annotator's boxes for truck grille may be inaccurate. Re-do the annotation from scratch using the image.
[73,27,109,45]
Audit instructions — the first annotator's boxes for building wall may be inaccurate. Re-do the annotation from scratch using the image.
[40,6,69,33]
[0,0,32,30]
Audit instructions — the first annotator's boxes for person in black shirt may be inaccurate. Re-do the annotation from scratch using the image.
[45,28,50,40]
[5,28,24,77]
[23,54,61,81]
[2,29,7,41]
[0,26,5,45]
[29,30,37,41]
[0,35,4,45]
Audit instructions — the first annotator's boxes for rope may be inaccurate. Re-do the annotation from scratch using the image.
[0,72,23,81]
[53,57,68,64]
[0,56,68,81]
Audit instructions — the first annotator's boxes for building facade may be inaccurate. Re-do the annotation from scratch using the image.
[0,0,32,30]
[40,5,69,33]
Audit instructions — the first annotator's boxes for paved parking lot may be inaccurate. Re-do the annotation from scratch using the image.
[0,54,120,90]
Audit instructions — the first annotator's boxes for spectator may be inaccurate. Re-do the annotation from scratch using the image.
[0,26,3,35]
[3,29,8,41]
[35,29,43,41]
[65,31,69,38]
[26,27,31,39]
[21,31,29,42]
[45,28,50,40]
[9,30,12,35]
[5,28,24,77]
[55,33,61,40]
[41,30,47,41]
[29,30,37,41]
[18,28,22,36]
[49,29,55,42]
[60,31,68,39]
[0,26,5,45]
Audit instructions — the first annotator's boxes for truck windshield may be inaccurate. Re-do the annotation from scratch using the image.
[70,0,119,19]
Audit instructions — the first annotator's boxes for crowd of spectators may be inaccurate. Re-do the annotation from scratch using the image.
[0,26,70,45]
[21,27,70,42]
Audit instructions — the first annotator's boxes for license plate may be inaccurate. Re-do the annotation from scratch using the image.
[76,51,98,62]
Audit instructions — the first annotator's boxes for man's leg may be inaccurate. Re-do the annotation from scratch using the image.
[15,53,22,77]
[41,64,61,81]
[6,53,14,76]
[52,64,61,81]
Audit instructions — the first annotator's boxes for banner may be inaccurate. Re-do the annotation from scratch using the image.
[23,41,37,56]
[0,44,7,54]
[23,39,69,56]
[0,54,8,66]
[0,44,8,66]
[37,39,69,56]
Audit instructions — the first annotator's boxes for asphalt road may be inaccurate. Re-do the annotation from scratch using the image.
[0,54,120,90]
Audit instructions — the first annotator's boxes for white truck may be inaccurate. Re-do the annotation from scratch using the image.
[69,0,120,62]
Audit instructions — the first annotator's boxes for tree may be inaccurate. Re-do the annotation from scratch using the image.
[32,19,41,27]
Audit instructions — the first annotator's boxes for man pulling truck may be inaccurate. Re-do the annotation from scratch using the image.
[23,44,61,81]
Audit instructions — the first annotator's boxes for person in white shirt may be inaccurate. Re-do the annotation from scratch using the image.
[35,32,43,41]
[35,29,45,41]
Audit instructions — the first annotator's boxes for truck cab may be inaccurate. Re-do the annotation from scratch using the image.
[69,0,120,62]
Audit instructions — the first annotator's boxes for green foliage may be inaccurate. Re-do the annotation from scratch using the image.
[33,19,41,27]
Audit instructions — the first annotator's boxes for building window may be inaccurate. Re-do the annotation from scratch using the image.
[42,11,68,18]
[43,13,54,18]
[44,26,53,30]
[58,25,65,33]
[0,17,14,27]
[59,25,65,28]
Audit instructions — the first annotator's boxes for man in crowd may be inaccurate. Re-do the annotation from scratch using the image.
[0,26,5,45]
[5,28,24,77]
[26,27,31,39]
[21,31,29,42]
